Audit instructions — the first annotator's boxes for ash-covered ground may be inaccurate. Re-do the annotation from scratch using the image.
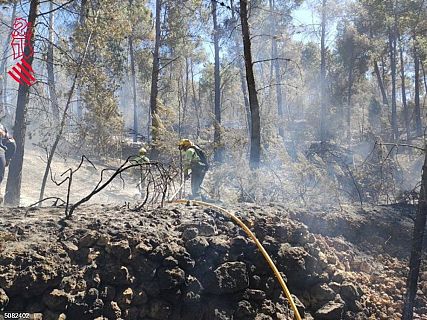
[0,202,425,320]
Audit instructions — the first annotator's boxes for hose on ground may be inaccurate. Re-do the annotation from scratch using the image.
[172,199,303,320]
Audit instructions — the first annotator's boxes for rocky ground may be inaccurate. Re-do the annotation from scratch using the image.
[0,202,426,319]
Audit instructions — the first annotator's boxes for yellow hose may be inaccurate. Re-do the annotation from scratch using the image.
[172,199,303,320]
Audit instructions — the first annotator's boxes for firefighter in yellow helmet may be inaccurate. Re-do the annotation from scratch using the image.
[131,147,150,198]
[178,139,209,200]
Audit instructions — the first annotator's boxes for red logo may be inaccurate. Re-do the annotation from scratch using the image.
[7,18,36,86]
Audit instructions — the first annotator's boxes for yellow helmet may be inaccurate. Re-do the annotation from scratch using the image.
[139,147,147,155]
[178,138,192,149]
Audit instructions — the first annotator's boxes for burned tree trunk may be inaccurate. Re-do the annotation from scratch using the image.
[398,35,409,141]
[149,0,162,147]
[240,0,261,168]
[414,46,422,137]
[129,35,138,142]
[212,0,223,162]
[4,0,39,206]
[374,60,389,107]
[402,147,427,319]
[270,0,285,140]
[389,26,398,141]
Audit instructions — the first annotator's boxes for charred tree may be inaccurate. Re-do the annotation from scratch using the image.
[270,0,285,140]
[4,0,39,206]
[128,0,138,143]
[212,0,223,162]
[240,0,261,168]
[398,35,409,141]
[149,0,162,148]
[373,60,389,107]
[414,46,422,137]
[389,26,398,141]
[231,0,251,139]
[402,147,427,319]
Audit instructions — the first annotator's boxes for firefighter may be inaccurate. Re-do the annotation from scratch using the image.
[178,139,209,200]
[131,147,150,198]
[0,124,16,201]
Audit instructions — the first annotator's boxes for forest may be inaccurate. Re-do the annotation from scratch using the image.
[0,0,427,319]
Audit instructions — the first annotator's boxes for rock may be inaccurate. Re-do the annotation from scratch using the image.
[135,241,153,254]
[162,256,179,267]
[243,289,266,301]
[85,288,98,304]
[42,289,69,312]
[315,300,346,319]
[123,307,139,320]
[0,288,9,310]
[310,283,336,307]
[105,301,121,319]
[79,232,99,247]
[196,222,216,236]
[185,236,209,257]
[117,287,133,307]
[254,314,273,320]
[340,281,362,311]
[106,240,131,261]
[182,227,199,241]
[148,299,172,319]
[235,300,255,318]
[158,267,186,290]
[261,299,276,315]
[204,262,249,294]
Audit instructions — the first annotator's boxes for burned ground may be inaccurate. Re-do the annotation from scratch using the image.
[0,203,425,319]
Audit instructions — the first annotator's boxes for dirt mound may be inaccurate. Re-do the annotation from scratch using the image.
[0,203,425,319]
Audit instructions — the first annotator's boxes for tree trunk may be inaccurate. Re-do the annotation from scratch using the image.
[1,2,17,117]
[190,60,200,138]
[389,27,398,141]
[212,0,223,162]
[240,0,261,168]
[231,0,251,139]
[346,58,354,142]
[47,1,60,121]
[4,0,39,206]
[398,35,410,141]
[414,46,422,137]
[270,0,285,140]
[129,35,138,142]
[402,148,427,320]
[149,0,161,147]
[76,0,87,120]
[374,60,389,107]
[320,0,327,142]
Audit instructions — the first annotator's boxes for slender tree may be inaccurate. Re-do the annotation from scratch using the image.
[320,0,327,143]
[402,146,427,319]
[240,0,261,168]
[149,0,162,149]
[4,0,39,206]
[212,0,223,162]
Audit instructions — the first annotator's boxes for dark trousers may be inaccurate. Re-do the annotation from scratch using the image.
[191,165,207,199]
[0,151,5,185]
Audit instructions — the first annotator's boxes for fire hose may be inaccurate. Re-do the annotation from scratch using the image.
[172,199,303,320]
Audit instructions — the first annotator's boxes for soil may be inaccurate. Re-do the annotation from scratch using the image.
[0,202,426,320]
